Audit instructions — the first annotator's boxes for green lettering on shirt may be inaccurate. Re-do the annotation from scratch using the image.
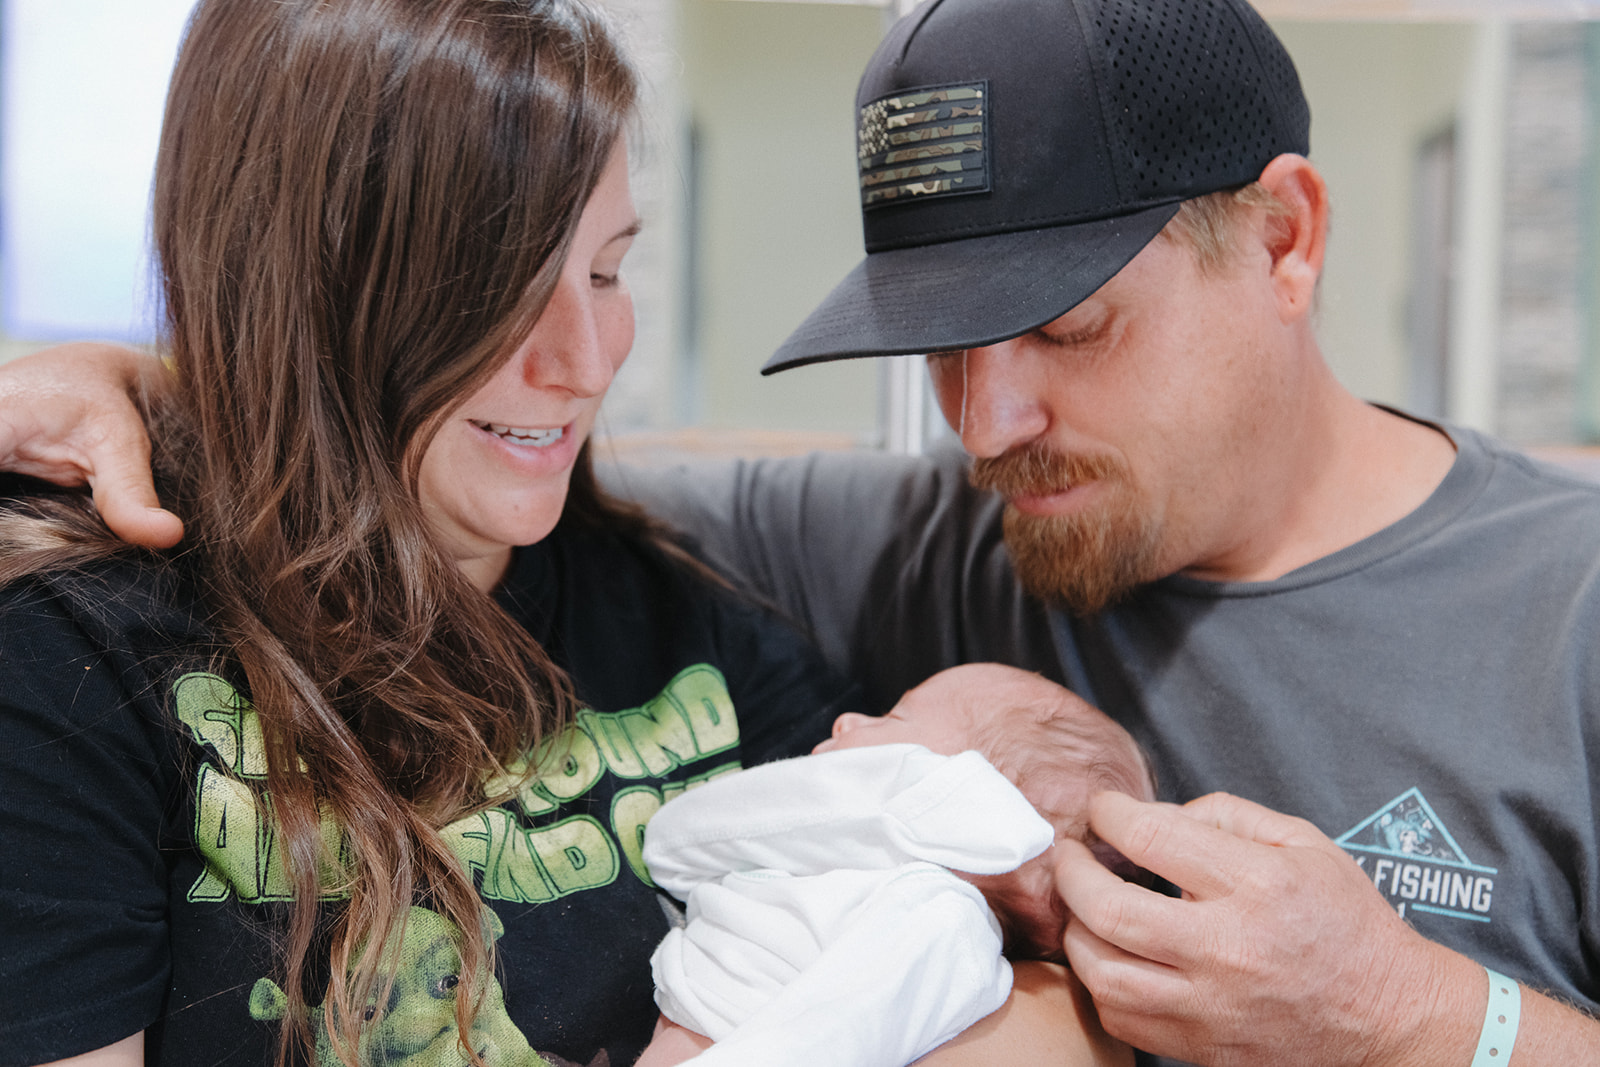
[528,816,618,895]
[443,809,557,903]
[442,810,619,902]
[179,663,741,908]
[173,672,267,778]
[572,665,739,781]
[530,726,605,802]
[188,763,342,902]
[611,761,742,887]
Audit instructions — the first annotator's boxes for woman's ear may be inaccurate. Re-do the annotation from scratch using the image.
[1254,153,1329,324]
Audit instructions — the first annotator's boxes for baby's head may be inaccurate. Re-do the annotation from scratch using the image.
[814,663,1155,961]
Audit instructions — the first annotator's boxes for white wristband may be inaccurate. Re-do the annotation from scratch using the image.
[1469,966,1520,1066]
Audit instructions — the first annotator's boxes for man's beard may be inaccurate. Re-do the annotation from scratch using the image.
[970,443,1162,616]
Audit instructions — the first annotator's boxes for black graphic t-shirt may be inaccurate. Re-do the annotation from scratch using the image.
[0,513,855,1067]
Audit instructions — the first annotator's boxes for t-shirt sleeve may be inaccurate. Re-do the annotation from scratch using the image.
[602,448,1063,712]
[0,581,171,1064]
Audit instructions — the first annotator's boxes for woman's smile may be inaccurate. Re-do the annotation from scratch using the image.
[417,143,639,592]
[470,420,567,448]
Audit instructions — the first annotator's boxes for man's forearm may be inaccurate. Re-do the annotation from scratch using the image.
[1365,940,1600,1067]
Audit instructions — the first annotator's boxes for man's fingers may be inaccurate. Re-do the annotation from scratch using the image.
[1082,790,1263,900]
[1059,896,1200,1057]
[82,420,183,549]
[1180,791,1330,849]
[90,478,185,549]
[1054,837,1188,967]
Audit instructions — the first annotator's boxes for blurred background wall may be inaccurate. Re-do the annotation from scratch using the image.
[5,1,1600,453]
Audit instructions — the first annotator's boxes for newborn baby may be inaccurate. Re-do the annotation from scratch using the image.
[637,663,1153,1067]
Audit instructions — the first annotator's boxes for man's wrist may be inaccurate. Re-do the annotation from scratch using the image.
[1363,936,1484,1067]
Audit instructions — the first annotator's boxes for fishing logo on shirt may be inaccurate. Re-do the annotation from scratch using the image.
[172,665,743,907]
[1334,788,1496,924]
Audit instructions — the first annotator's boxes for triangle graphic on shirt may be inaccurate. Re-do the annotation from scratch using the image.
[1334,787,1495,874]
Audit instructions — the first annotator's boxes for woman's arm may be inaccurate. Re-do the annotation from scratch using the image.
[631,1015,713,1067]
[914,962,1132,1067]
[41,1032,144,1067]
[0,342,181,547]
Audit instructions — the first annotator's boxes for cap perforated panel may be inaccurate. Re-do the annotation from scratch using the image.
[1091,0,1308,202]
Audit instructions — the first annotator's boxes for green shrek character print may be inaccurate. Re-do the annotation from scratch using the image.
[249,905,605,1067]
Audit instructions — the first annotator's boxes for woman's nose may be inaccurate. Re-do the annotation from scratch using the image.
[522,281,617,398]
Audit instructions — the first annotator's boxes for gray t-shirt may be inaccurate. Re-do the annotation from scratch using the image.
[603,424,1600,1057]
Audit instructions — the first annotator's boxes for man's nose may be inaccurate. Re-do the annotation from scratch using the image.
[929,342,1050,458]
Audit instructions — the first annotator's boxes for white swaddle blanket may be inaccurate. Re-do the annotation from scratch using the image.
[643,743,1055,1067]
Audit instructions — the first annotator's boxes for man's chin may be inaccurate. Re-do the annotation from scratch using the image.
[1001,505,1161,616]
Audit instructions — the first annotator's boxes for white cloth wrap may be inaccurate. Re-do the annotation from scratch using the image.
[643,744,1055,1067]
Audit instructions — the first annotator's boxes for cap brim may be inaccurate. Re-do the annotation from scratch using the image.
[763,202,1181,375]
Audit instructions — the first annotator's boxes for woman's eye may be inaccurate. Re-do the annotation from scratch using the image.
[591,272,619,288]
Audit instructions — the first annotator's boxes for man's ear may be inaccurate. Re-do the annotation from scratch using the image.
[1255,153,1328,324]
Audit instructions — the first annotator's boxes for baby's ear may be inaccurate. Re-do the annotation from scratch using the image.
[1085,833,1156,889]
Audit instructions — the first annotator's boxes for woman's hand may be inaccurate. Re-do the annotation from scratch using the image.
[0,342,182,547]
[632,1014,714,1066]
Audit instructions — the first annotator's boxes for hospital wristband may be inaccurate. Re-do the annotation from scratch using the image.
[1469,966,1520,1066]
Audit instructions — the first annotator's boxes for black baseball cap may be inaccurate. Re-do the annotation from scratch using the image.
[763,0,1310,375]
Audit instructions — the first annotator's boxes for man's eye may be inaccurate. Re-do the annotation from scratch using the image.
[1038,319,1108,347]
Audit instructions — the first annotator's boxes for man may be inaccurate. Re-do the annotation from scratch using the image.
[1,0,1596,1063]
[623,0,1600,1062]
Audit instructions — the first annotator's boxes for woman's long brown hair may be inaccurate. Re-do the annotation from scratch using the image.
[3,1,640,1063]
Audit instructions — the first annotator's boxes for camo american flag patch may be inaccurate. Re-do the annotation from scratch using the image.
[858,81,989,208]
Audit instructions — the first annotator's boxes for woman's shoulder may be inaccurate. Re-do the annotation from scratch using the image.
[2,545,204,656]
[0,478,214,701]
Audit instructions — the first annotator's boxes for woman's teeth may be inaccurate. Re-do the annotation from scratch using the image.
[475,421,564,448]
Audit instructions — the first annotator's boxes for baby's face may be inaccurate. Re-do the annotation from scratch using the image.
[813,663,1028,756]
[811,681,978,756]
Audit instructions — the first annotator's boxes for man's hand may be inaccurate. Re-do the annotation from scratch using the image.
[1055,790,1483,1066]
[0,342,182,548]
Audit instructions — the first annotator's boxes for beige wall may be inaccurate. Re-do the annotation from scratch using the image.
[678,0,885,437]
[1271,20,1473,407]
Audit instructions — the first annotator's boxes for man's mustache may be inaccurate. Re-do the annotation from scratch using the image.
[970,443,1126,498]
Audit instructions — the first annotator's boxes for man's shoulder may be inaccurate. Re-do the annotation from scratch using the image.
[603,444,976,517]
[1457,427,1600,523]
[600,443,1001,579]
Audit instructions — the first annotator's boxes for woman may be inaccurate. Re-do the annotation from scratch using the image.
[0,2,854,1064]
